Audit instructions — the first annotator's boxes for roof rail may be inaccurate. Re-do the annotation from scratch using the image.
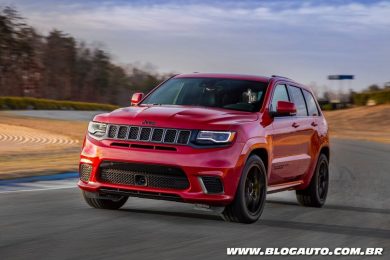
[271,75,292,80]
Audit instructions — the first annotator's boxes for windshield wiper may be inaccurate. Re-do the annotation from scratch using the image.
[142,103,165,106]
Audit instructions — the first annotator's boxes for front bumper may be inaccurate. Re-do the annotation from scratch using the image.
[78,135,246,206]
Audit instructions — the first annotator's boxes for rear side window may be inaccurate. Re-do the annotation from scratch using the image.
[270,84,289,112]
[288,86,308,116]
[303,90,320,116]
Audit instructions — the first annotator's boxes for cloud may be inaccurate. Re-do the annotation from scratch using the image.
[11,0,390,90]
[20,1,390,34]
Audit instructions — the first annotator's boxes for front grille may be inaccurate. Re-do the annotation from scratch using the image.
[98,161,190,190]
[151,129,164,142]
[105,124,191,145]
[108,125,118,138]
[140,128,152,141]
[164,129,177,143]
[201,176,224,194]
[79,164,92,182]
[177,130,191,144]
[128,127,139,140]
[117,126,128,139]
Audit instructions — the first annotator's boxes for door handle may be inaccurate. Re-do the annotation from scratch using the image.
[292,122,300,128]
[311,122,318,127]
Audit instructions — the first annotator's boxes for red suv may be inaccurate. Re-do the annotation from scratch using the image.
[78,73,329,223]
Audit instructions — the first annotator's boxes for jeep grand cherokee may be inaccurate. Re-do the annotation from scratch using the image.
[78,73,330,223]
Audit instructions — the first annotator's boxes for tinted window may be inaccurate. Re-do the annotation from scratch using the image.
[288,86,308,116]
[303,90,320,116]
[150,81,183,104]
[141,78,268,112]
[270,84,289,112]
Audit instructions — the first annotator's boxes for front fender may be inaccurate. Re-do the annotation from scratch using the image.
[239,136,271,179]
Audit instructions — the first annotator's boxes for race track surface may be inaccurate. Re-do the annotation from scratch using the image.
[0,139,389,259]
[5,110,103,121]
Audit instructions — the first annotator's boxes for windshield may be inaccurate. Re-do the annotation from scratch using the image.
[141,78,268,112]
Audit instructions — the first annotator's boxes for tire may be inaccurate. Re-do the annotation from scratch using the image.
[82,191,128,210]
[296,153,329,207]
[222,155,267,223]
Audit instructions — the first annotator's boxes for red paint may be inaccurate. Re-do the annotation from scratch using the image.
[276,101,296,116]
[78,74,329,205]
[130,92,144,106]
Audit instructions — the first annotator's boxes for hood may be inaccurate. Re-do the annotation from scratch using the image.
[94,105,259,130]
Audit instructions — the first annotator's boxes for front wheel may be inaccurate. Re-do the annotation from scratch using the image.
[296,153,329,207]
[222,155,267,223]
[82,191,128,210]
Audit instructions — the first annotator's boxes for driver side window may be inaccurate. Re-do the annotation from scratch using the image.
[270,84,289,112]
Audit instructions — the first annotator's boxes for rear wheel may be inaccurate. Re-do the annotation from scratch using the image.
[82,191,128,210]
[296,153,329,207]
[222,155,267,223]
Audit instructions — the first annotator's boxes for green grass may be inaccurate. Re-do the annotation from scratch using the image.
[0,97,119,111]
[353,89,390,105]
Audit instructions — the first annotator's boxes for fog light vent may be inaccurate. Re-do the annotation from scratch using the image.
[201,176,223,194]
[79,164,93,182]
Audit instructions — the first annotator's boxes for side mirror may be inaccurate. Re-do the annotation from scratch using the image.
[131,92,144,106]
[275,101,296,116]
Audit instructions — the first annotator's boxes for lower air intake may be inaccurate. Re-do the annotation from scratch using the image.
[201,176,224,194]
[98,161,189,190]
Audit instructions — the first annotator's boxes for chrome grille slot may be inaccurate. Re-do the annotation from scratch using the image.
[140,128,152,141]
[108,125,118,138]
[128,127,139,140]
[117,126,128,139]
[164,129,177,143]
[105,124,191,145]
[177,130,191,144]
[151,128,164,142]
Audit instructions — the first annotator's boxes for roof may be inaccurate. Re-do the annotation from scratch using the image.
[174,73,271,82]
[173,73,308,90]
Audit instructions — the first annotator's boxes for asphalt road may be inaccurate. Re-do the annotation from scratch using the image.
[0,139,389,260]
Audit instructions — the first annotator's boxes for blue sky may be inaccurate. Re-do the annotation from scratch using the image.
[4,0,390,93]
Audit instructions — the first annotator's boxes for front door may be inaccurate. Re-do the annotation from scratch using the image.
[269,84,312,184]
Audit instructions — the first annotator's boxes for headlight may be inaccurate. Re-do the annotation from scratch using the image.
[87,121,107,138]
[196,131,236,144]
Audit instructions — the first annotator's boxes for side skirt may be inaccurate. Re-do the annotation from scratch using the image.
[267,180,304,194]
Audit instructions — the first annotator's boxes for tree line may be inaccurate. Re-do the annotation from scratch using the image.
[0,7,170,106]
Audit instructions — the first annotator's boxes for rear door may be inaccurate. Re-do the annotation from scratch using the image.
[302,89,322,159]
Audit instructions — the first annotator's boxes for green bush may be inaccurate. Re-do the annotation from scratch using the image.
[321,104,333,111]
[0,97,119,111]
[352,90,390,105]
